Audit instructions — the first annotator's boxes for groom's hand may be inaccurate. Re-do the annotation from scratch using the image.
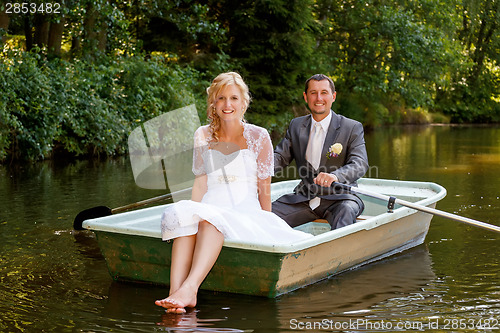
[313,172,338,187]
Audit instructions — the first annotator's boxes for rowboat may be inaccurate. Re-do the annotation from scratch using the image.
[82,178,446,298]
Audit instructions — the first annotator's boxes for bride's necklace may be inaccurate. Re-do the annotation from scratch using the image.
[215,141,240,153]
[219,125,245,150]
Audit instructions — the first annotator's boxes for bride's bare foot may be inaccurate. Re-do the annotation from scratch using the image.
[155,298,182,309]
[166,307,186,314]
[155,283,197,312]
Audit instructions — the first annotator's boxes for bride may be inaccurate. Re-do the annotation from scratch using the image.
[155,72,312,313]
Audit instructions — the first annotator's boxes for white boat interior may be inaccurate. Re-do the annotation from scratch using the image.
[83,178,446,253]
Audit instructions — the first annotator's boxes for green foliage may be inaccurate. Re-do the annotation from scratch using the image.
[0,49,59,159]
[1,0,499,162]
[336,94,390,128]
[0,50,204,161]
[314,0,462,113]
[433,0,500,122]
[209,0,316,131]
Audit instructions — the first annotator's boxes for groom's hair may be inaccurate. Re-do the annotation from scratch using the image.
[304,74,336,94]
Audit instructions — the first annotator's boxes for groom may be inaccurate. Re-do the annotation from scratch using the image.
[272,74,369,230]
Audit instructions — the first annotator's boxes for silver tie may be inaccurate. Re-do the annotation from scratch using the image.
[306,123,323,170]
[306,123,323,210]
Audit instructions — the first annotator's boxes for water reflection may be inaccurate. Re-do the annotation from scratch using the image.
[276,246,435,330]
[85,246,434,332]
[1,125,499,332]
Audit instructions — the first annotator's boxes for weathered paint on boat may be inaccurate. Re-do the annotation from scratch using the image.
[94,231,286,297]
[82,178,446,297]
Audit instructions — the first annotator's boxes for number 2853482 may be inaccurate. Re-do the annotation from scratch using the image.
[5,3,61,14]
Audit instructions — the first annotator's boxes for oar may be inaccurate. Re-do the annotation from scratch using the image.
[332,182,500,234]
[73,187,192,230]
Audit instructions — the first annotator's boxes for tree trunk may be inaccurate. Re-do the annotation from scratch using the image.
[468,0,498,86]
[24,17,33,51]
[0,10,9,42]
[34,14,50,47]
[83,2,98,50]
[48,18,65,56]
[97,21,108,52]
[71,36,81,56]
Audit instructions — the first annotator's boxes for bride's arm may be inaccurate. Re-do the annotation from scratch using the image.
[191,126,208,202]
[254,126,274,212]
[191,174,208,202]
[257,176,272,211]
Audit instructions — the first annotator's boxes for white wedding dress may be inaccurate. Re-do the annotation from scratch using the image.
[160,123,312,245]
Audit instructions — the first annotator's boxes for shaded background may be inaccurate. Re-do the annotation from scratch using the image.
[1,0,499,162]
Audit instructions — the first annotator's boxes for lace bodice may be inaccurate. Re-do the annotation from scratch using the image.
[192,123,274,180]
[160,123,313,244]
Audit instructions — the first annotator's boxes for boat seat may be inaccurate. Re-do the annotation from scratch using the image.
[313,215,371,224]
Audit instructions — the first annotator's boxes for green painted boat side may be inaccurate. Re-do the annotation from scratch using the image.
[95,231,289,297]
[93,208,433,298]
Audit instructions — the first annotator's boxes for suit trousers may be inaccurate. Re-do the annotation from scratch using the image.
[272,198,362,230]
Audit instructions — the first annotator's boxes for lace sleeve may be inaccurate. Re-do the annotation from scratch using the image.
[192,126,209,176]
[245,125,274,179]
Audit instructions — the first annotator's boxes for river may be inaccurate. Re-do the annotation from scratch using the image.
[1,125,499,332]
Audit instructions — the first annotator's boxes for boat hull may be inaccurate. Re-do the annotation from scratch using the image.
[83,178,446,297]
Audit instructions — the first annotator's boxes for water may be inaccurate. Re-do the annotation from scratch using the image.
[1,125,499,332]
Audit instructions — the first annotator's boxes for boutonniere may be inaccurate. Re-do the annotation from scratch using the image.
[326,143,343,159]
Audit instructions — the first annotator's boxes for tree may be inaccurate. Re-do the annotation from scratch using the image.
[1,1,67,56]
[437,0,500,122]
[206,0,316,130]
[1,0,132,58]
[461,0,499,85]
[313,0,459,109]
[0,5,9,42]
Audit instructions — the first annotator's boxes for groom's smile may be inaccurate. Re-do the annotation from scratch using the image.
[303,80,336,122]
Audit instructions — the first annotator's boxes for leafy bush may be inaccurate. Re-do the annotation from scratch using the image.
[0,50,205,161]
[0,49,59,160]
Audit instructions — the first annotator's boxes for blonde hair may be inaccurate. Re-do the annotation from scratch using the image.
[206,72,250,142]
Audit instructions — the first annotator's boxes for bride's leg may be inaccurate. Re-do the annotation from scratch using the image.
[170,236,197,293]
[155,235,195,309]
[163,221,224,311]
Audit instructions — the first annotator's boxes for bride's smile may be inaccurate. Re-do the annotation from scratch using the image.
[215,84,244,121]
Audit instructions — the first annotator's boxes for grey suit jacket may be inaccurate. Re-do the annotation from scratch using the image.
[274,111,369,204]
